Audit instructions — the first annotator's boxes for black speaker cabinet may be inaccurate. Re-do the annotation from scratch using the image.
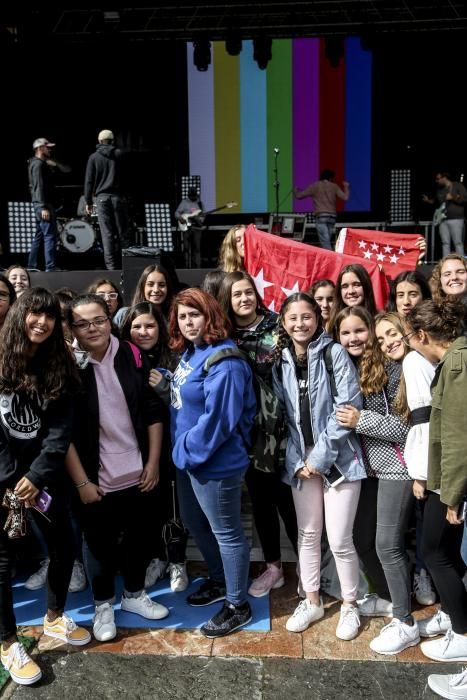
[121,247,179,305]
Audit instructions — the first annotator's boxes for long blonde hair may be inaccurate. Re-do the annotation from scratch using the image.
[374,311,410,422]
[218,225,245,273]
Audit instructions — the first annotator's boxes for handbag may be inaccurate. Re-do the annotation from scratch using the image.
[2,489,27,539]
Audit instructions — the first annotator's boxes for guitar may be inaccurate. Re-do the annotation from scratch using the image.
[178,201,237,232]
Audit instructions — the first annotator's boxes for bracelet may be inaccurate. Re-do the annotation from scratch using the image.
[75,479,90,489]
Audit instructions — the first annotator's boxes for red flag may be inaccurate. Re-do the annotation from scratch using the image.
[336,228,421,280]
[244,225,390,312]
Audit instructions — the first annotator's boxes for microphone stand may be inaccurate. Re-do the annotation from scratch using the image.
[273,149,280,234]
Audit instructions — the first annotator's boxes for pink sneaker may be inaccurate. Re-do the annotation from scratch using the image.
[248,563,285,598]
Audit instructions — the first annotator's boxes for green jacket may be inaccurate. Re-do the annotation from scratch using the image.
[428,336,467,506]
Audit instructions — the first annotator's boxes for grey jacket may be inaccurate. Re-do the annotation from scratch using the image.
[272,331,366,489]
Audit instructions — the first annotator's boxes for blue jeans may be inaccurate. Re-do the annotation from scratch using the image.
[176,468,249,606]
[28,204,58,270]
[315,214,336,250]
[439,218,465,257]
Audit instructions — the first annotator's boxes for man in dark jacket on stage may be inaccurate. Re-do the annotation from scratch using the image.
[84,130,131,270]
[28,138,59,271]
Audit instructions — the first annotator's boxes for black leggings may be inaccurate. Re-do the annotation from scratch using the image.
[422,491,467,634]
[245,466,298,564]
[0,487,74,642]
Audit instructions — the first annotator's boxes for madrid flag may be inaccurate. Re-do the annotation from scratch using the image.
[244,225,390,312]
[336,228,421,280]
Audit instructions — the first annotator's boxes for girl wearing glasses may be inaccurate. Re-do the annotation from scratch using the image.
[120,303,188,595]
[87,278,123,320]
[403,300,467,665]
[0,288,90,687]
[335,308,417,656]
[65,294,169,643]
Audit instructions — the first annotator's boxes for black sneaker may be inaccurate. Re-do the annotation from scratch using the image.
[186,579,226,607]
[200,601,252,638]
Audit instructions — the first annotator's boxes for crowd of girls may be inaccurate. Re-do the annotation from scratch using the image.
[0,250,466,689]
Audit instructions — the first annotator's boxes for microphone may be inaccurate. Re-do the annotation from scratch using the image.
[273,147,280,154]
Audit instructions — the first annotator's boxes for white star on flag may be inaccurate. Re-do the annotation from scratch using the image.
[281,280,300,297]
[252,268,275,297]
[371,242,379,251]
[267,300,276,311]
[376,252,386,262]
[358,240,367,249]
[389,254,399,264]
[383,245,393,253]
[363,250,372,259]
[398,247,406,256]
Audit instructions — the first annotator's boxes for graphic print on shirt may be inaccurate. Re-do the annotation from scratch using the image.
[171,359,194,410]
[0,392,44,440]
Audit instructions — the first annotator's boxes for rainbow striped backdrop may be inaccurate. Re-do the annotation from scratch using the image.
[187,37,372,215]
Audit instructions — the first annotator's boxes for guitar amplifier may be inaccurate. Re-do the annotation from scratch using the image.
[121,247,179,305]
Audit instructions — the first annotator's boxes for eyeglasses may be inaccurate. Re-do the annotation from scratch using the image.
[96,292,118,300]
[0,292,10,300]
[71,316,109,331]
[401,330,417,345]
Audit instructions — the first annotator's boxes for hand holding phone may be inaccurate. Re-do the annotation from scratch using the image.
[323,465,346,489]
[35,490,52,513]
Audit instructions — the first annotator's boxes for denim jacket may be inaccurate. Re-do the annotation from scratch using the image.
[272,331,365,489]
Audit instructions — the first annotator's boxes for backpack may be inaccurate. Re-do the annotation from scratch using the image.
[204,347,283,474]
[276,341,337,398]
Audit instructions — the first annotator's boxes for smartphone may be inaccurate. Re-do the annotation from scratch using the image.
[323,465,346,489]
[36,490,52,513]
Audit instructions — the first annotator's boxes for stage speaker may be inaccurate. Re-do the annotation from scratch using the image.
[121,247,179,305]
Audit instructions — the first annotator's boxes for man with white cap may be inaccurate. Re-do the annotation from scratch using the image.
[84,130,131,270]
[28,138,59,271]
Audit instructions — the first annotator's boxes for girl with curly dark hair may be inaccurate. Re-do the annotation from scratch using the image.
[0,288,90,687]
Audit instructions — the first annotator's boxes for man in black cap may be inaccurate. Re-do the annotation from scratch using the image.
[84,130,131,270]
[28,138,59,271]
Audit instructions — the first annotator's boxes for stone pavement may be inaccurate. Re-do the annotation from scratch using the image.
[1,564,461,699]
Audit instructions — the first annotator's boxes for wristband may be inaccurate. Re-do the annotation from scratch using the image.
[75,479,90,489]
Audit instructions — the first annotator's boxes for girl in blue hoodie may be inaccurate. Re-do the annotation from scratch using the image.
[156,288,256,638]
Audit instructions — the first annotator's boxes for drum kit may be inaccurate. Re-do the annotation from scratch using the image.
[58,204,101,254]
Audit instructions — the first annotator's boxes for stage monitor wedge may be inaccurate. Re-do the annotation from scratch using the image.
[268,213,307,241]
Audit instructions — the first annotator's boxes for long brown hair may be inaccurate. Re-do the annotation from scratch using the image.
[374,311,410,422]
[430,253,467,303]
[333,306,387,395]
[132,264,174,314]
[328,264,377,334]
[0,288,79,399]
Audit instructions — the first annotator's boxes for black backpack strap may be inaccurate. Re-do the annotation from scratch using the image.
[203,347,249,373]
[324,341,337,398]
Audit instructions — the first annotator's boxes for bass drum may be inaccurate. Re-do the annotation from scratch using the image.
[60,219,95,253]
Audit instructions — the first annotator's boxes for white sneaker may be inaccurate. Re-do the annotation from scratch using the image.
[414,568,436,606]
[357,593,393,617]
[168,562,189,593]
[93,602,116,642]
[286,598,324,633]
[68,560,87,593]
[419,609,452,638]
[369,618,420,655]
[336,604,361,641]
[24,559,49,591]
[421,630,467,662]
[428,667,467,699]
[121,591,169,620]
[144,558,168,588]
